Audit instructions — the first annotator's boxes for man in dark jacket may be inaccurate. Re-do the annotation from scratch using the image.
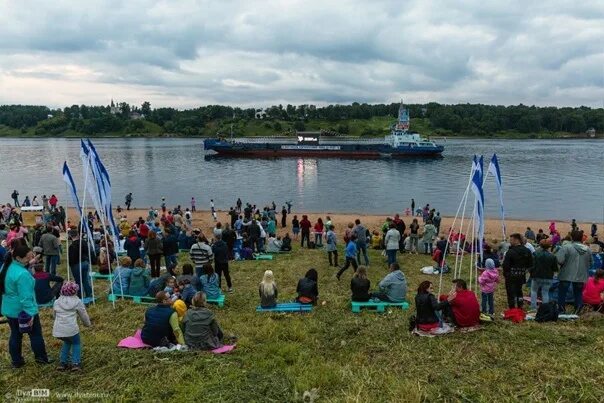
[248,220,261,253]
[502,233,534,308]
[212,234,232,292]
[529,239,558,310]
[141,291,185,347]
[68,230,93,299]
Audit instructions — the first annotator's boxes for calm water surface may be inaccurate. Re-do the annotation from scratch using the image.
[0,138,602,221]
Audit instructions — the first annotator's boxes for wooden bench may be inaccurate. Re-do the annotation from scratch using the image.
[256,302,312,312]
[207,294,225,307]
[107,293,155,304]
[351,300,410,313]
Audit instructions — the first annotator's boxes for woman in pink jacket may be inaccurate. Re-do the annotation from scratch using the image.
[478,258,499,317]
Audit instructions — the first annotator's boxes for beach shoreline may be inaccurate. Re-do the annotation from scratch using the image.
[65,207,598,241]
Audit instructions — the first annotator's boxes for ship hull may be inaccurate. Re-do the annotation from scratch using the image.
[203,139,444,158]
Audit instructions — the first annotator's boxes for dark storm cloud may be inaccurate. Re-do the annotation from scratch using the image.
[0,0,602,107]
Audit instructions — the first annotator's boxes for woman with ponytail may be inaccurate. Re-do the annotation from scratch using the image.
[0,243,51,368]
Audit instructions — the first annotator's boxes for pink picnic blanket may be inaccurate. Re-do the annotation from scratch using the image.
[117,329,236,354]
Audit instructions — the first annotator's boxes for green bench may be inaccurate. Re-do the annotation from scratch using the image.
[256,302,312,313]
[90,271,113,280]
[38,300,55,309]
[351,300,410,313]
[207,294,225,307]
[254,254,274,260]
[107,293,155,304]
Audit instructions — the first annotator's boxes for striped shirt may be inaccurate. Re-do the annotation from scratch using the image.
[190,242,214,269]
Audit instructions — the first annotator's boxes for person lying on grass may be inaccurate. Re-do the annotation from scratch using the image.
[141,291,185,347]
[182,292,225,350]
[296,269,319,305]
[259,270,278,308]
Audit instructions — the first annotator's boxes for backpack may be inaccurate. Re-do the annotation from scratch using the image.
[535,301,559,323]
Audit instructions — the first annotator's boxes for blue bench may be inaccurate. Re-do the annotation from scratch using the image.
[207,294,225,307]
[107,293,155,304]
[82,297,97,305]
[351,300,410,313]
[256,302,312,312]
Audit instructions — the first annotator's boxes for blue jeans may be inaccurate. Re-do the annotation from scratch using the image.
[356,242,369,265]
[59,333,81,365]
[165,254,178,270]
[557,281,584,313]
[386,249,397,266]
[530,278,553,309]
[481,292,494,314]
[7,315,48,366]
[424,241,433,255]
[45,255,60,275]
[70,261,92,299]
[315,233,323,246]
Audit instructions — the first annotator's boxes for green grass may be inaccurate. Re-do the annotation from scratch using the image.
[2,246,603,402]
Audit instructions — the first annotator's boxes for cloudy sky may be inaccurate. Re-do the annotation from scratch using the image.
[1,0,603,109]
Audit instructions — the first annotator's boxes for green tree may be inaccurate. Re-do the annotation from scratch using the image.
[141,101,151,116]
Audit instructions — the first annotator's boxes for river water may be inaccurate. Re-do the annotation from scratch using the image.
[0,138,602,221]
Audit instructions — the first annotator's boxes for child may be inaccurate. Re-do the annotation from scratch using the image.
[53,282,91,371]
[200,263,221,299]
[259,270,278,308]
[163,276,180,302]
[180,279,196,306]
[112,256,133,296]
[129,258,151,296]
[173,299,188,322]
[478,258,499,317]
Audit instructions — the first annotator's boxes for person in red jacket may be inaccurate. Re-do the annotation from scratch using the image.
[583,269,604,313]
[300,215,312,248]
[443,279,480,327]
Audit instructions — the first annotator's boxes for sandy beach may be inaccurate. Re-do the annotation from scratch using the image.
[67,207,597,242]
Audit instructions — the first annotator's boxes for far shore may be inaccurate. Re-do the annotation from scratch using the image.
[65,207,598,241]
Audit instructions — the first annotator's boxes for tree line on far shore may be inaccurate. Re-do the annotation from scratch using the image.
[0,101,602,137]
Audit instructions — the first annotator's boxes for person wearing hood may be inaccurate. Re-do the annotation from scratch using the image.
[478,258,499,316]
[529,239,558,310]
[502,233,533,309]
[53,282,91,371]
[372,263,407,303]
[182,291,224,350]
[556,230,592,313]
[123,230,142,266]
[129,258,151,296]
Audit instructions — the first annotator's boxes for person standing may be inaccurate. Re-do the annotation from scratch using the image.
[190,235,214,278]
[212,234,233,293]
[291,215,300,241]
[411,198,415,215]
[39,225,61,276]
[352,219,369,266]
[529,239,558,310]
[145,231,164,279]
[49,195,58,211]
[556,230,592,313]
[236,198,242,213]
[210,199,217,222]
[326,225,338,267]
[422,220,437,255]
[300,215,311,248]
[285,200,292,214]
[502,233,533,309]
[0,244,51,368]
[42,195,49,211]
[409,219,420,254]
[191,197,196,212]
[68,230,92,300]
[336,234,358,280]
[125,193,133,210]
[433,212,442,235]
[11,190,20,207]
[384,223,401,267]
[281,206,287,228]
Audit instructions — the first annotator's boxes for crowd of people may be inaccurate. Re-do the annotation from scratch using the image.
[1,193,603,369]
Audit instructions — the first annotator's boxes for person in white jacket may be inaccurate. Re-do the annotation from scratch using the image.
[53,281,91,371]
[384,223,401,267]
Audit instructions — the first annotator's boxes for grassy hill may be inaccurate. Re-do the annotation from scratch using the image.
[2,245,603,401]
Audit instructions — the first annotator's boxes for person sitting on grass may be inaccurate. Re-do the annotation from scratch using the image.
[53,281,91,372]
[582,269,604,313]
[141,291,185,347]
[280,233,292,251]
[163,276,180,302]
[296,269,319,305]
[200,263,222,300]
[351,266,370,302]
[442,279,481,328]
[147,272,172,297]
[259,270,278,308]
[414,280,454,333]
[33,264,64,305]
[266,235,283,253]
[180,279,196,306]
[177,263,201,292]
[111,256,133,296]
[182,292,225,350]
[129,258,151,297]
[371,263,407,303]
